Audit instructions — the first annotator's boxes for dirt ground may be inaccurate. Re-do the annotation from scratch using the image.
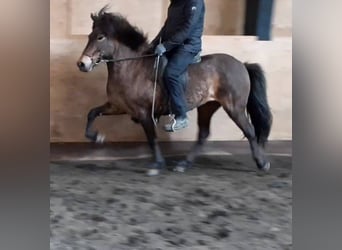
[50,154,292,250]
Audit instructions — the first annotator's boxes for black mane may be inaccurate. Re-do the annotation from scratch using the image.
[91,6,148,51]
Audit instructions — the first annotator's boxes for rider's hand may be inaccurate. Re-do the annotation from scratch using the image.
[154,43,166,56]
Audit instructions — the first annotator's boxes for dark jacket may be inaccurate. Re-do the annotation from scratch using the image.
[151,0,205,53]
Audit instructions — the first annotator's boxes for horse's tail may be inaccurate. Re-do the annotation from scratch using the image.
[244,63,273,147]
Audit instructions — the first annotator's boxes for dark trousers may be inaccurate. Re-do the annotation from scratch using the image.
[163,48,197,118]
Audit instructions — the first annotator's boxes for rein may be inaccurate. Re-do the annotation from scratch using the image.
[98,53,156,64]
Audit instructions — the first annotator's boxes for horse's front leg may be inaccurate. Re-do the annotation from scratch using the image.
[85,102,117,143]
[140,118,166,176]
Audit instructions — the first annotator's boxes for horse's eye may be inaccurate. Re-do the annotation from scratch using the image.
[97,35,105,41]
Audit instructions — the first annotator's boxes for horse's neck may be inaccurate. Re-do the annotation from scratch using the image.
[116,44,138,59]
[107,44,151,84]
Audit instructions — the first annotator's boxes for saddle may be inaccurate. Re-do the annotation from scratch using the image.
[157,52,202,85]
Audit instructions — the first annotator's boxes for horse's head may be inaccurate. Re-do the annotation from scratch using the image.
[77,6,148,72]
[77,7,116,72]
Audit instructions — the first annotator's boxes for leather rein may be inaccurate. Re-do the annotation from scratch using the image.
[96,53,157,64]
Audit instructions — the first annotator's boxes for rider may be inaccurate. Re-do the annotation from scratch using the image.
[148,0,206,132]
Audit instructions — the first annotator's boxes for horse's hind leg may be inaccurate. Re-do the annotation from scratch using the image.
[174,101,221,172]
[85,102,117,143]
[224,106,270,171]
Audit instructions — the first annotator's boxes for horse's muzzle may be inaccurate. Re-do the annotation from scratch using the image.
[77,55,94,72]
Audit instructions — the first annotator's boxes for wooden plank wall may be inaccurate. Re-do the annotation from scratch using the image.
[50,0,292,142]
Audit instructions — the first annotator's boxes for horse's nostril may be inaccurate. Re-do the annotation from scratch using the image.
[77,61,85,69]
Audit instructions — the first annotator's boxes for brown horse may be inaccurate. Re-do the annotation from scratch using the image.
[77,7,273,176]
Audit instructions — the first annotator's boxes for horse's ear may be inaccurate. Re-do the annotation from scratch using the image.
[90,13,96,21]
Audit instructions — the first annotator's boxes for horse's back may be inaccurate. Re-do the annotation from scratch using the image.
[185,53,251,110]
[189,53,249,84]
[197,53,246,71]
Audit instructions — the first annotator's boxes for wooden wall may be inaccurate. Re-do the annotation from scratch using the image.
[50,0,292,142]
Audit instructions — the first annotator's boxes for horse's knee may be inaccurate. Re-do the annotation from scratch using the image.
[87,108,99,120]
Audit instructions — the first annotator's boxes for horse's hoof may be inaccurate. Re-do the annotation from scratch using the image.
[146,169,160,176]
[146,161,165,176]
[173,160,191,173]
[261,162,271,171]
[95,133,105,144]
[174,166,186,173]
